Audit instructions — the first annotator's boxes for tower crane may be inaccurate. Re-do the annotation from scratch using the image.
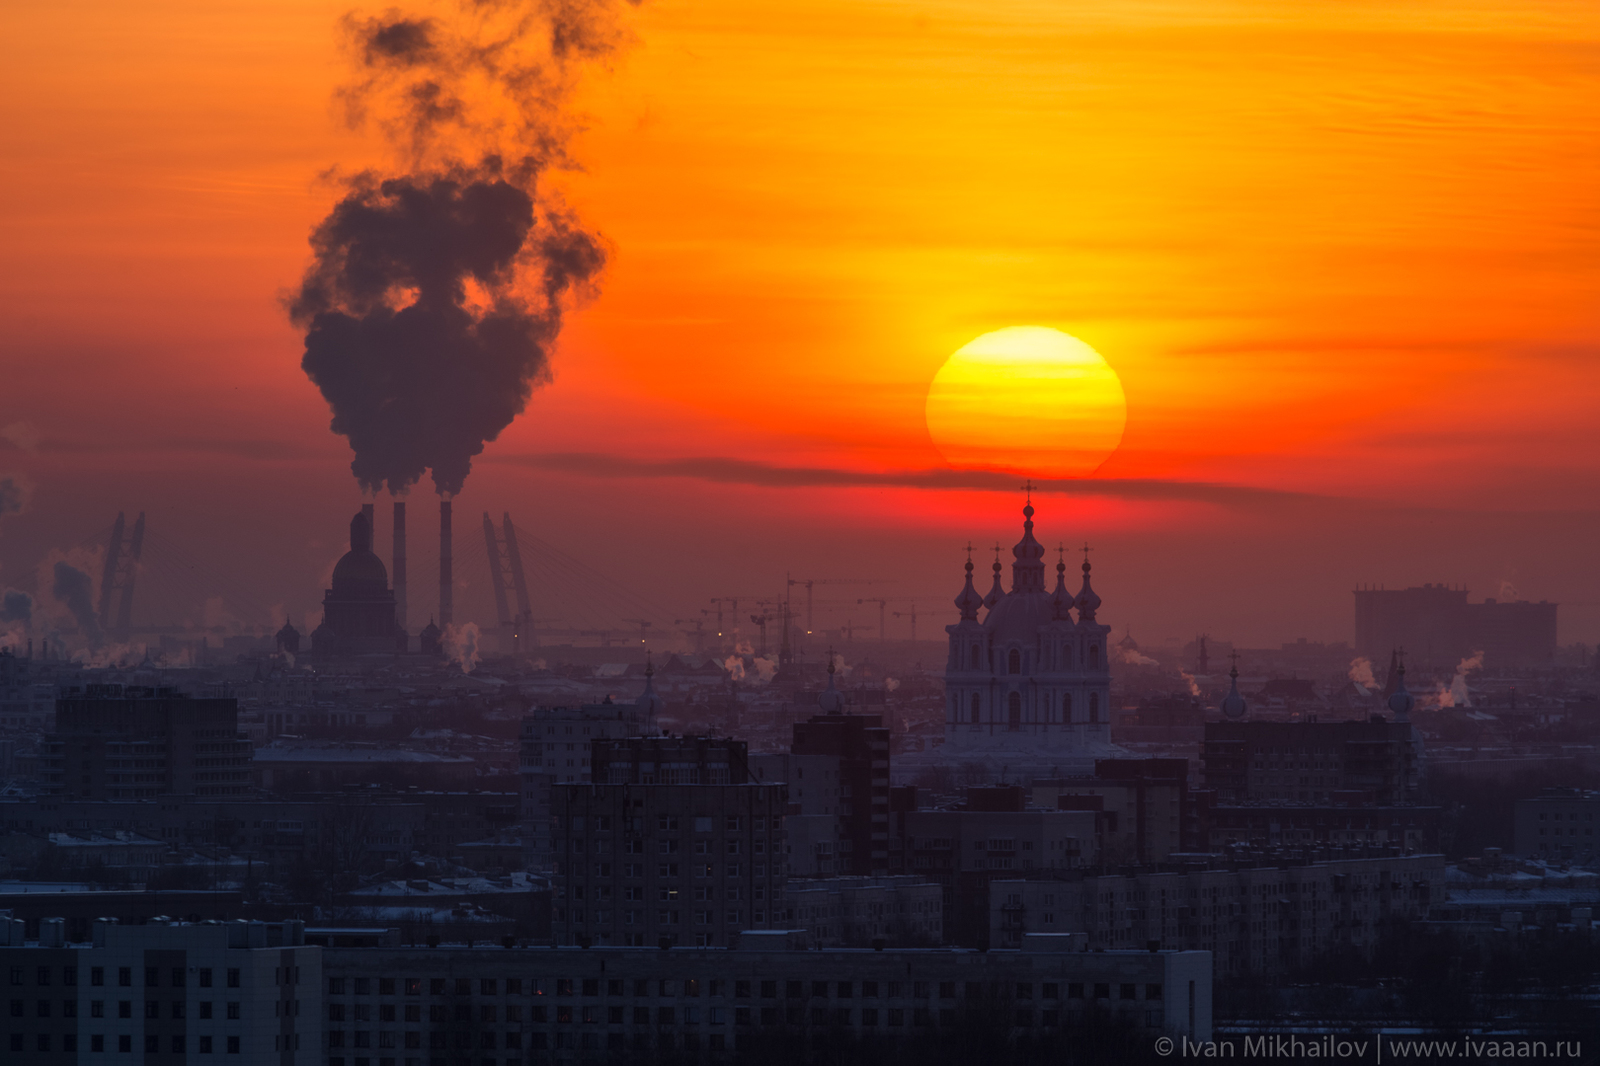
[893,603,919,643]
[788,578,896,632]
[858,598,889,642]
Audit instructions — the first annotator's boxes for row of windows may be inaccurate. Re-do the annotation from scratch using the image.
[6,1034,245,1054]
[329,978,1158,1002]
[7,966,241,989]
[9,999,241,1019]
[965,645,1103,673]
[961,691,1101,725]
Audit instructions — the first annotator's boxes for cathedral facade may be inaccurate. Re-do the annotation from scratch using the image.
[937,501,1119,774]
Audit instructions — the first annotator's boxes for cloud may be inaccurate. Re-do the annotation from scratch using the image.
[493,452,1329,509]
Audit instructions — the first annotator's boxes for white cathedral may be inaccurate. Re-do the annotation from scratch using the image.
[921,498,1123,779]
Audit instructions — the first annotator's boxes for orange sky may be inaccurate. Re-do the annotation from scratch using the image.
[1,0,1598,646]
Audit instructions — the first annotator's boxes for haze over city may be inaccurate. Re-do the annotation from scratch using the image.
[1,1,1598,1063]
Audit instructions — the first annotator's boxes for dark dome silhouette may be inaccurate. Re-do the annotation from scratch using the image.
[311,511,407,656]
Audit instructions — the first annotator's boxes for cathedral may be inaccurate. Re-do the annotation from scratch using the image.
[310,512,408,657]
[932,499,1122,778]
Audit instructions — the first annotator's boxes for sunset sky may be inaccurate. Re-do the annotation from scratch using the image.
[2,0,1598,649]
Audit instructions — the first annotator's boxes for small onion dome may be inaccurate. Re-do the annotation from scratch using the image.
[954,553,983,622]
[818,650,846,713]
[1050,554,1075,621]
[276,619,299,641]
[1075,555,1102,623]
[1387,663,1416,719]
[982,550,1006,610]
[1220,665,1247,719]
[636,653,665,718]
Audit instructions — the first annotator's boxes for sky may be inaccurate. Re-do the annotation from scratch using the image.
[1,0,1598,653]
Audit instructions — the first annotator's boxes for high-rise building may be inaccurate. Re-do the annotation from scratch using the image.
[1352,584,1556,670]
[791,664,890,876]
[520,676,662,867]
[41,685,251,800]
[1201,719,1419,805]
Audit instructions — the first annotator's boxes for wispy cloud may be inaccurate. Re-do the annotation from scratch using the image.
[492,452,1329,508]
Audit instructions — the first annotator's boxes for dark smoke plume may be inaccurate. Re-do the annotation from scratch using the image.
[52,561,101,646]
[1,589,30,624]
[291,0,632,496]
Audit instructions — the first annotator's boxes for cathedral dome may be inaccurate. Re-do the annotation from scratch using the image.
[331,512,389,598]
[983,588,1055,644]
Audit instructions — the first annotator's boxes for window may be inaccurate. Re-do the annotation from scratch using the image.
[1008,691,1022,728]
[227,1037,240,1054]
[1062,693,1072,719]
[1089,644,1100,668]
[1088,692,1100,723]
[227,1002,241,1020]
[226,969,240,989]
[199,969,213,989]
[970,693,980,723]
[91,967,104,987]
[1008,649,1021,675]
[119,968,132,988]
[199,1036,213,1054]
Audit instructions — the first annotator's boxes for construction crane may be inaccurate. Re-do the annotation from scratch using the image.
[623,619,653,646]
[579,629,622,647]
[748,608,777,658]
[858,598,889,642]
[893,603,919,643]
[788,578,896,633]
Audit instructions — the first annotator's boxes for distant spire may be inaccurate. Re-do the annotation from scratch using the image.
[1387,651,1415,721]
[954,543,983,622]
[636,650,665,719]
[982,543,1005,609]
[819,645,845,713]
[1075,543,1102,622]
[1049,544,1074,621]
[1220,652,1247,718]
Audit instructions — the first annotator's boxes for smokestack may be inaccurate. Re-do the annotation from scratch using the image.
[439,499,453,627]
[393,501,407,632]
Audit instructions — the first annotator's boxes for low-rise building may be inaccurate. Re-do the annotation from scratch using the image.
[988,851,1445,976]
[784,875,943,946]
[1513,788,1600,860]
[316,938,1212,1057]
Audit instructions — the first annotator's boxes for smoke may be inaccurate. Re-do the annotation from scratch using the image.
[0,475,28,515]
[1,423,40,453]
[1,589,30,625]
[736,641,754,657]
[830,652,853,677]
[723,655,745,682]
[1179,670,1201,698]
[291,0,632,496]
[1448,651,1483,708]
[884,677,900,692]
[51,561,102,647]
[443,621,482,673]
[71,641,150,669]
[1114,646,1159,667]
[749,657,777,684]
[1348,657,1376,689]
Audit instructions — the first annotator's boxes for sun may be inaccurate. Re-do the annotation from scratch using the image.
[925,326,1127,478]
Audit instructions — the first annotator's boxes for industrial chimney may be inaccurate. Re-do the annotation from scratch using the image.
[393,500,407,633]
[439,499,453,627]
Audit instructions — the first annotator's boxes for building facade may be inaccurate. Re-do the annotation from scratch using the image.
[790,707,889,877]
[990,851,1445,976]
[1513,788,1599,860]
[314,939,1212,1059]
[41,686,251,801]
[549,783,789,948]
[1353,584,1557,670]
[1201,718,1419,805]
[0,918,320,1066]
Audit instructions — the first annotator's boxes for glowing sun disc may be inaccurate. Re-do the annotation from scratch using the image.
[925,326,1127,478]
